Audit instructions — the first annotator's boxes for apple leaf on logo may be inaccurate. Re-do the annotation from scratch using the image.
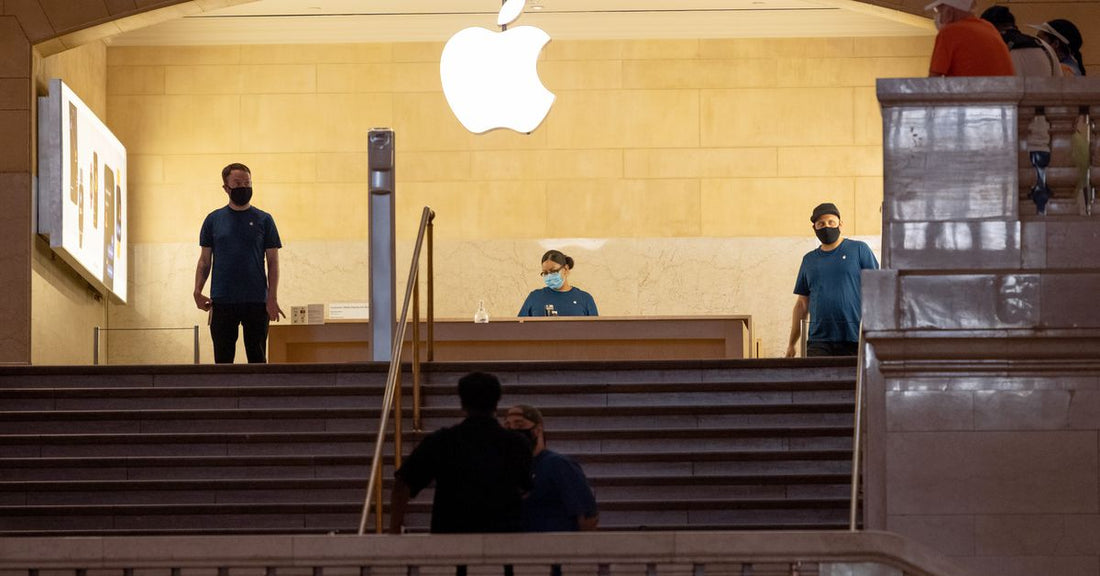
[497,0,526,27]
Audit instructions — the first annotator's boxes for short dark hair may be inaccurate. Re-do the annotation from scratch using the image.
[541,249,575,270]
[458,372,502,414]
[980,5,1014,27]
[221,163,251,186]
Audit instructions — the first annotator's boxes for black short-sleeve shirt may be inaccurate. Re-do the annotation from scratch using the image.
[199,206,282,304]
[395,414,533,533]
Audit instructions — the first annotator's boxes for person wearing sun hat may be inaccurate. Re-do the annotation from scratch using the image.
[980,5,1060,76]
[926,0,1015,77]
[1031,19,1086,76]
[786,203,879,358]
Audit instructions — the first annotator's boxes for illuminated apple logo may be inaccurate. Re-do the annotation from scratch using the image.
[440,0,555,134]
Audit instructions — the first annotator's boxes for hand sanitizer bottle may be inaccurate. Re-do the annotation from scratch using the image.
[474,300,490,324]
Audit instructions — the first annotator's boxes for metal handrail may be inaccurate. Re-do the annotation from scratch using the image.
[358,206,435,535]
[849,322,865,531]
[93,326,200,365]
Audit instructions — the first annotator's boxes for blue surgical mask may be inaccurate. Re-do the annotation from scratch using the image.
[544,272,564,290]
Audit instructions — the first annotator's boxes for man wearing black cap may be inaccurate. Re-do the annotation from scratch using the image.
[980,5,1060,77]
[785,203,878,358]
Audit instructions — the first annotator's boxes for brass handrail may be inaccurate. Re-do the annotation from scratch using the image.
[849,322,865,531]
[357,206,435,535]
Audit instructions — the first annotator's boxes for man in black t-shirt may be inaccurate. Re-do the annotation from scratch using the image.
[390,372,533,534]
[193,163,284,363]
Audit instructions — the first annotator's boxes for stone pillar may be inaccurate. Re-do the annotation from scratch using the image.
[0,16,32,364]
[868,76,1100,576]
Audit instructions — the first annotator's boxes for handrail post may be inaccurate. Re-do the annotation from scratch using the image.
[849,322,866,531]
[374,463,383,534]
[427,211,435,362]
[800,318,809,357]
[358,206,434,535]
[413,274,422,432]
[93,326,101,365]
[395,369,403,471]
[193,325,200,364]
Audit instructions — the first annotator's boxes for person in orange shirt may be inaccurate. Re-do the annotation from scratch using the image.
[927,0,1015,77]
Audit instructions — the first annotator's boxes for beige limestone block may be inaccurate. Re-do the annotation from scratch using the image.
[623,59,777,90]
[240,94,318,153]
[624,148,778,179]
[853,86,883,146]
[539,60,622,91]
[108,45,241,66]
[316,63,393,93]
[621,39,700,60]
[392,92,473,152]
[543,40,623,62]
[401,151,472,182]
[391,42,443,63]
[240,64,316,94]
[470,149,622,181]
[241,44,390,65]
[854,177,885,236]
[700,177,856,236]
[392,62,443,93]
[38,0,110,35]
[396,180,549,240]
[777,146,883,177]
[700,37,855,60]
[701,87,854,147]
[315,153,367,184]
[164,65,242,95]
[548,89,699,149]
[169,94,241,154]
[107,65,165,95]
[860,36,935,57]
[260,182,368,241]
[551,179,701,238]
[315,93,393,153]
[127,154,164,185]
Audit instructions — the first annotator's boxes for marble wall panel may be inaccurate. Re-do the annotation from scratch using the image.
[885,220,1021,269]
[899,274,1039,330]
[974,514,1100,556]
[1040,273,1100,328]
[882,105,1017,222]
[861,269,897,331]
[886,430,1098,515]
[886,515,976,557]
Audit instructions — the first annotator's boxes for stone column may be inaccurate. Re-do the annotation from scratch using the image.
[0,16,32,364]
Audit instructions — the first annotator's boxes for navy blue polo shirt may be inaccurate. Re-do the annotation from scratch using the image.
[793,238,878,344]
[199,206,281,304]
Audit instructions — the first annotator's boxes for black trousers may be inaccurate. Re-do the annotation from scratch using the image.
[210,302,269,363]
[806,341,859,357]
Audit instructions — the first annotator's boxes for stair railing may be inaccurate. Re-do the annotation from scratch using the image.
[849,321,865,531]
[357,206,435,535]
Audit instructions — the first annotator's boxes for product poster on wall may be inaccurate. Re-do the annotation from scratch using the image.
[38,78,128,303]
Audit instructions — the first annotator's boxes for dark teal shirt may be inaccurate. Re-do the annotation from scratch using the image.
[199,206,281,304]
[518,287,598,317]
[793,238,878,343]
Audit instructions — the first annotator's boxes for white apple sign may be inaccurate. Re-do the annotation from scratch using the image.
[440,0,555,134]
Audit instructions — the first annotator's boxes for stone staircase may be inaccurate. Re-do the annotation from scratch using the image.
[0,358,857,535]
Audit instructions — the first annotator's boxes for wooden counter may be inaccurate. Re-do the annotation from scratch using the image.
[268,316,753,363]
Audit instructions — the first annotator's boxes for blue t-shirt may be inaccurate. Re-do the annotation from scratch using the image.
[523,449,598,532]
[793,238,878,344]
[199,206,282,304]
[518,287,598,317]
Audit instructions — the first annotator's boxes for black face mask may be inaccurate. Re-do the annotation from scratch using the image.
[815,226,840,245]
[228,186,253,207]
[514,427,537,450]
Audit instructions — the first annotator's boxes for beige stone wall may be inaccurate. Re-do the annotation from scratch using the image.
[100,36,933,363]
[31,41,110,365]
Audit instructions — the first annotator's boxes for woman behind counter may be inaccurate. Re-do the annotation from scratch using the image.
[518,250,599,317]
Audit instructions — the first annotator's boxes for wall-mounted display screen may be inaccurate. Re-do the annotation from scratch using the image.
[38,78,128,303]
